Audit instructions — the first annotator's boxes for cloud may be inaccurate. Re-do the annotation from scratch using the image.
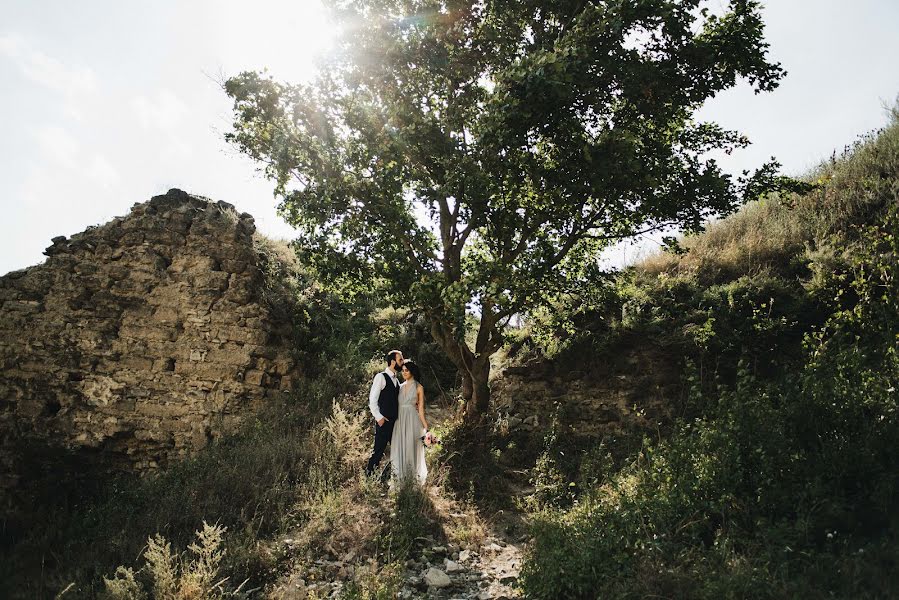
[85,154,120,188]
[34,124,80,169]
[0,31,99,121]
[0,32,97,97]
[32,124,120,188]
[132,89,188,131]
[132,89,193,157]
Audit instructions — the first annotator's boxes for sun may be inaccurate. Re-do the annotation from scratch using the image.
[287,1,338,79]
[223,0,338,84]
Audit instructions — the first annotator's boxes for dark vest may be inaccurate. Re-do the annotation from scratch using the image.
[378,372,400,421]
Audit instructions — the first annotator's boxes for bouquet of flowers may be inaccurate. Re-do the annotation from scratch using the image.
[421,429,440,447]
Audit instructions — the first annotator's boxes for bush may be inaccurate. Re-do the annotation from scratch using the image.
[521,114,899,599]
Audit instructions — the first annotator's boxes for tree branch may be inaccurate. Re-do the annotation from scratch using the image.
[584,221,678,241]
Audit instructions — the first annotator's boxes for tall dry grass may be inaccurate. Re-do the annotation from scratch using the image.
[639,106,899,284]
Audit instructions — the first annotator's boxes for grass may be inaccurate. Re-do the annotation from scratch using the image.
[639,105,899,286]
[2,370,480,599]
[515,107,899,599]
[1,385,345,598]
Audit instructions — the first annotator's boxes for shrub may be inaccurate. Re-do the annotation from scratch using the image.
[103,522,227,600]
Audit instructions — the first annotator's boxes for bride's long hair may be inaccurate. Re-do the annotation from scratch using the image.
[403,360,422,384]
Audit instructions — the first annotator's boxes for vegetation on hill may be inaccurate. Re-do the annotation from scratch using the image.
[516,109,899,598]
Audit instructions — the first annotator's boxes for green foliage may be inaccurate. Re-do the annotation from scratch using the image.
[337,563,402,600]
[520,117,899,599]
[528,413,575,510]
[225,0,793,415]
[252,234,384,385]
[254,235,458,396]
[524,349,899,598]
[528,430,619,514]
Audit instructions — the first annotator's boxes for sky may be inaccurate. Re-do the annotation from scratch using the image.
[1,0,898,275]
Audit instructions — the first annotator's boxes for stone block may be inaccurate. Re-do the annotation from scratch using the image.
[243,369,267,386]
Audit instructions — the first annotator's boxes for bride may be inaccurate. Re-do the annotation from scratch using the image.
[390,360,429,485]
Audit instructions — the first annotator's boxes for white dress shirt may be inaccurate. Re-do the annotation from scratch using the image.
[368,367,399,421]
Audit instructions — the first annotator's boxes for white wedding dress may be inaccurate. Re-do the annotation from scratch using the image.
[390,381,428,485]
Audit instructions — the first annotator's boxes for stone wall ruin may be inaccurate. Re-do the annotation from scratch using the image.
[0,189,299,498]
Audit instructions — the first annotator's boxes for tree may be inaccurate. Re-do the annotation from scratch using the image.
[225,0,795,422]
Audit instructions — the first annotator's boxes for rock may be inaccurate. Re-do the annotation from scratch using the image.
[508,415,523,427]
[0,189,301,507]
[423,567,452,588]
[444,559,461,572]
[276,574,306,600]
[431,545,447,555]
[492,350,677,439]
[459,549,471,562]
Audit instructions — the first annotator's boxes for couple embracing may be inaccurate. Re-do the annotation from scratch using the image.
[365,350,432,485]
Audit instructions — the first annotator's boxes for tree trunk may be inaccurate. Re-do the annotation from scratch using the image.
[461,371,473,402]
[429,318,494,423]
[463,359,491,423]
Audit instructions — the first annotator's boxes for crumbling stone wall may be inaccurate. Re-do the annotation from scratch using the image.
[492,339,681,438]
[0,189,299,494]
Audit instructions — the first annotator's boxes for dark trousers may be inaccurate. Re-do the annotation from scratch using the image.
[365,419,395,481]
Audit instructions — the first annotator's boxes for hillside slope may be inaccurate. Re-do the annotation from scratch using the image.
[513,110,899,598]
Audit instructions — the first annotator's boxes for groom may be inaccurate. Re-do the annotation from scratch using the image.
[365,349,404,480]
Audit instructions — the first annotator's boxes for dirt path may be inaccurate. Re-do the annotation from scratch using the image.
[394,498,527,599]
[268,403,533,599]
[391,405,529,599]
